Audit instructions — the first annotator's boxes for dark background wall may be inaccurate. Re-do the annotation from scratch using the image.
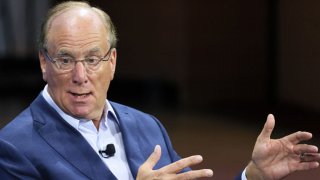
[3,0,320,114]
[101,0,270,109]
[1,0,320,179]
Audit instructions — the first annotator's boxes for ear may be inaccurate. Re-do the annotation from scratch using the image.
[109,48,117,80]
[39,51,48,82]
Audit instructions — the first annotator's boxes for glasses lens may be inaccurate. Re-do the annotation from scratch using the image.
[45,48,113,71]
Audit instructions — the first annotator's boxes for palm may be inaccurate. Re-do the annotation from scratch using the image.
[249,114,320,180]
[253,137,300,179]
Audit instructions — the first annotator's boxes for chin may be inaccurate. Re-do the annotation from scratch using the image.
[70,108,92,119]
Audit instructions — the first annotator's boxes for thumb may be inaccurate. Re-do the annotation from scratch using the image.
[257,114,275,141]
[142,145,162,169]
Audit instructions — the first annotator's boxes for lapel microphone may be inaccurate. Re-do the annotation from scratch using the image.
[99,144,116,158]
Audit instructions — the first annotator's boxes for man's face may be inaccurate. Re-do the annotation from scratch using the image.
[39,8,116,121]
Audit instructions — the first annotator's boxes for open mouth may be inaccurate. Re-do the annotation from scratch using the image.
[70,92,92,98]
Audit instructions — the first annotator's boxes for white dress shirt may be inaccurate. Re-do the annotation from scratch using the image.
[42,85,134,180]
[241,167,247,180]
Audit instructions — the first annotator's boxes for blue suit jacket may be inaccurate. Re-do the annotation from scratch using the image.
[0,94,187,179]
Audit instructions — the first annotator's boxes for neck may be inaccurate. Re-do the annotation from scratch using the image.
[92,119,100,130]
[92,110,105,130]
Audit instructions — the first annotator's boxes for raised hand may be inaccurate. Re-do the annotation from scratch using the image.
[246,114,320,180]
[136,145,213,180]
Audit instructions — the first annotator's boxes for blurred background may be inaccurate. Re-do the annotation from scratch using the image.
[1,0,320,179]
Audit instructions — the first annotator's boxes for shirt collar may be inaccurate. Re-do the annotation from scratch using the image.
[41,85,119,130]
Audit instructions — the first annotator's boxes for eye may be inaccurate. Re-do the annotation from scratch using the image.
[59,57,73,64]
[85,57,100,65]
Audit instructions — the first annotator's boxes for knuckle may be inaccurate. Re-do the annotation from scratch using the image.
[153,171,164,179]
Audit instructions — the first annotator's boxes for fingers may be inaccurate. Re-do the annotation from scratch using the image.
[175,169,214,179]
[293,144,318,155]
[141,145,162,170]
[295,161,319,171]
[138,149,214,180]
[257,114,275,142]
[293,144,320,171]
[159,155,204,174]
[299,153,320,162]
[284,131,313,144]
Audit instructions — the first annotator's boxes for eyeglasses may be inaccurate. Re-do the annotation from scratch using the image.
[41,47,113,71]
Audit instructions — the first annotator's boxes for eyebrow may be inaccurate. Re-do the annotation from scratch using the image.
[86,47,102,54]
[57,49,74,57]
[56,47,103,57]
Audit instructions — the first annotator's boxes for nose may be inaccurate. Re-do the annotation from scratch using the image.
[72,61,88,84]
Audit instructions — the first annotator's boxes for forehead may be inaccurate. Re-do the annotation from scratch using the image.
[46,8,108,49]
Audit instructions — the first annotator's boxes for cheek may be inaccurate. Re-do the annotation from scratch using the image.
[46,70,70,93]
[92,71,112,96]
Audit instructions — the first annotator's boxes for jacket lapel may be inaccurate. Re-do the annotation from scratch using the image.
[30,95,117,180]
[111,102,145,179]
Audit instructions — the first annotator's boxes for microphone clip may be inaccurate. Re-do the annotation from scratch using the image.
[99,144,116,158]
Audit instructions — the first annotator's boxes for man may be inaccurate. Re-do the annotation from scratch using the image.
[0,1,212,179]
[0,1,319,179]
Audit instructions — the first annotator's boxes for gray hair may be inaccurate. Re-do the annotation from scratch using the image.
[38,1,117,50]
